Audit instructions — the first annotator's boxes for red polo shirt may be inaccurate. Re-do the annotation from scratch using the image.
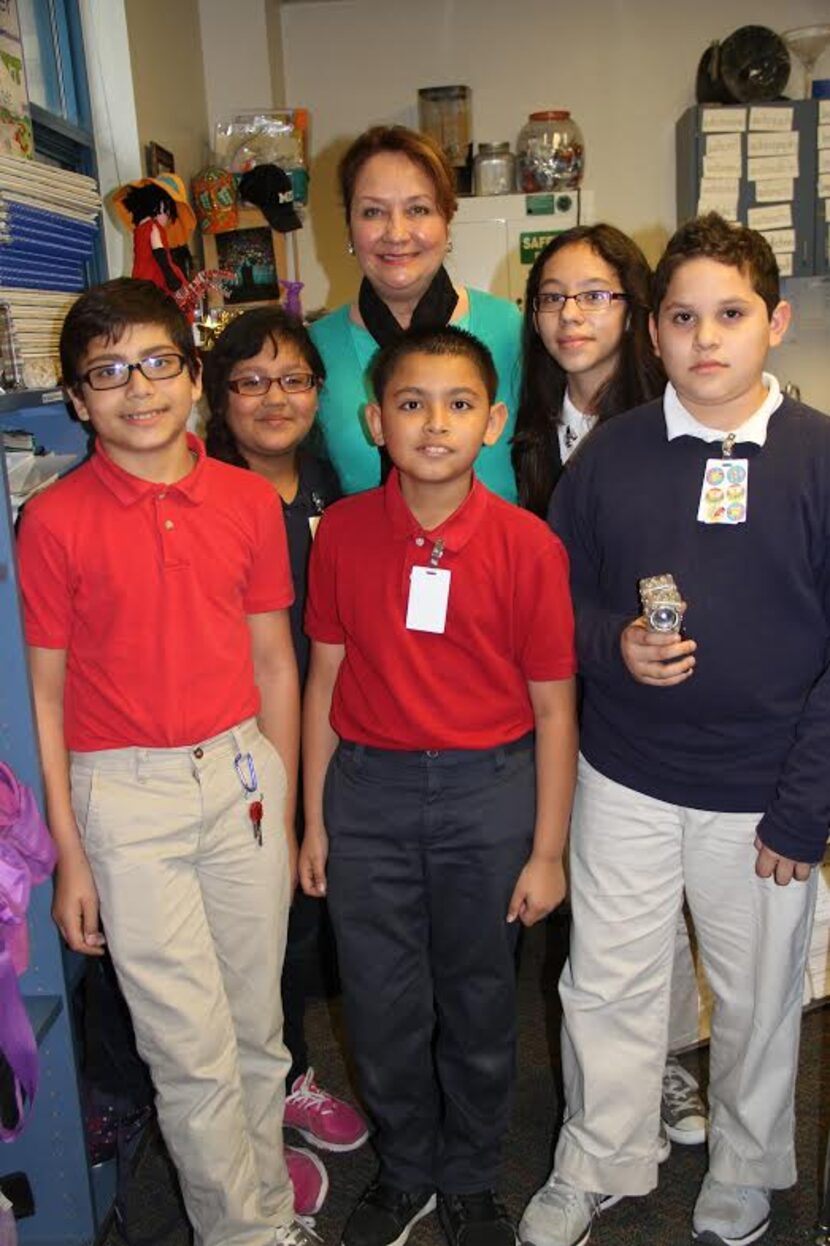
[17,434,293,750]
[305,471,576,750]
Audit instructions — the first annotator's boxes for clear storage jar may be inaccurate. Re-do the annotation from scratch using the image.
[517,110,584,192]
[473,142,516,196]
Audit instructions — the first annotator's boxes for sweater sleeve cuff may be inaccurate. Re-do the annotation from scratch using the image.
[756,809,828,866]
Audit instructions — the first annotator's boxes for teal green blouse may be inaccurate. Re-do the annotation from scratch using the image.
[309,288,521,501]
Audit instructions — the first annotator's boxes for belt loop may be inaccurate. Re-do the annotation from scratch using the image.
[495,746,507,772]
[352,743,366,774]
[134,750,144,785]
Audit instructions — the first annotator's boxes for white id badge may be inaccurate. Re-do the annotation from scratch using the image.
[696,458,749,525]
[406,566,451,633]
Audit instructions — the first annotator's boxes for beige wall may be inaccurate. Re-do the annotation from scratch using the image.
[198,0,278,139]
[124,0,209,189]
[281,0,830,316]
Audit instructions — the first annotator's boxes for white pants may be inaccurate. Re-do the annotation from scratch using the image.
[71,718,292,1246]
[556,755,817,1198]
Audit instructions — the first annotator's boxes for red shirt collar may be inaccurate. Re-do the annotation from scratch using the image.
[90,432,208,506]
[383,467,490,553]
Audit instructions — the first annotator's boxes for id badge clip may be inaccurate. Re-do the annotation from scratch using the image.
[697,435,749,525]
[406,538,451,634]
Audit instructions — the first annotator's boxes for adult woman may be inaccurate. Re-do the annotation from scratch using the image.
[309,125,521,500]
[512,224,664,516]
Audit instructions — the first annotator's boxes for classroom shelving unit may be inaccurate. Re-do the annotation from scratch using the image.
[0,391,116,1245]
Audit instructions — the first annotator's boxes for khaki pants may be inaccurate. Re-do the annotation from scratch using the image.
[556,754,817,1199]
[71,718,292,1246]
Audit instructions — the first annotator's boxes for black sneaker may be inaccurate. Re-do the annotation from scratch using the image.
[439,1191,516,1246]
[343,1182,437,1246]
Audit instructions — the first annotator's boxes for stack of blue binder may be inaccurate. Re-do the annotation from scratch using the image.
[0,154,101,386]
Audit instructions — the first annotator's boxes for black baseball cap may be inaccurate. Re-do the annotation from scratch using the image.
[238,164,302,233]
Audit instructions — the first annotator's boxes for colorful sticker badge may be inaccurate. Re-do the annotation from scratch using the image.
[697,458,749,524]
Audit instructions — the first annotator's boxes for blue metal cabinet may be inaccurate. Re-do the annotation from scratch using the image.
[676,101,825,277]
[0,396,115,1245]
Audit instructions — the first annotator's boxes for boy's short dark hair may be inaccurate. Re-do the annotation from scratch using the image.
[60,277,199,391]
[370,326,499,406]
[652,213,780,318]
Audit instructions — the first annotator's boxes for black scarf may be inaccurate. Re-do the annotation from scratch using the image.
[358,265,459,348]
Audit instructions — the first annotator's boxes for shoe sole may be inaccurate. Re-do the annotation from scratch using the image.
[521,1225,591,1246]
[665,1122,707,1146]
[692,1212,770,1246]
[341,1193,438,1246]
[288,1123,371,1152]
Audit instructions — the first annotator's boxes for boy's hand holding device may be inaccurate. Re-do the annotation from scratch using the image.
[621,573,697,687]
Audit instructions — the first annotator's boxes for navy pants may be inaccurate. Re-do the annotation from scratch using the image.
[324,735,535,1194]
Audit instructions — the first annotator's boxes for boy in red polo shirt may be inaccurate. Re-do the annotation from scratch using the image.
[16,278,308,1246]
[300,326,578,1246]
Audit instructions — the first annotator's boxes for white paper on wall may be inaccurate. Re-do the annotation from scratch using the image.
[753,178,794,203]
[705,132,742,155]
[760,227,796,253]
[749,106,794,131]
[819,125,830,151]
[747,131,799,158]
[701,107,747,133]
[819,173,830,199]
[696,194,739,220]
[747,203,793,231]
[821,101,830,124]
[820,149,830,176]
[703,152,743,177]
[748,155,799,180]
[777,253,793,277]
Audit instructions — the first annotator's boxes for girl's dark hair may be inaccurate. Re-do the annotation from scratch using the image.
[203,306,326,469]
[121,184,179,225]
[513,224,665,516]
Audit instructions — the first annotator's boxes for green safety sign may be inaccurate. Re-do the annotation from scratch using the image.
[520,231,565,264]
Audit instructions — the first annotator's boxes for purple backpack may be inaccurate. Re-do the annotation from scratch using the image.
[0,762,57,1140]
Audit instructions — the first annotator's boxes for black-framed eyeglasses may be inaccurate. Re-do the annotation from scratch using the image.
[227,372,318,397]
[533,290,629,313]
[82,353,188,390]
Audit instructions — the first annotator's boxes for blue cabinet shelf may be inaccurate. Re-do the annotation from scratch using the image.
[1,401,111,1245]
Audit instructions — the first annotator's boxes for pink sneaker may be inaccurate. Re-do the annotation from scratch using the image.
[285,1145,329,1216]
[284,1067,369,1152]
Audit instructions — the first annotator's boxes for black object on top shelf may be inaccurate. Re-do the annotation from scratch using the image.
[697,26,791,104]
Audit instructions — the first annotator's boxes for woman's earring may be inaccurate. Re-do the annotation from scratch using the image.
[446,237,453,254]
[347,239,355,256]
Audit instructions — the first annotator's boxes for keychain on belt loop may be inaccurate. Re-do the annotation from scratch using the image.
[429,538,445,568]
[234,751,263,846]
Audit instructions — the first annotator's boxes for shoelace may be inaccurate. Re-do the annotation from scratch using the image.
[539,1177,599,1214]
[662,1070,704,1112]
[287,1071,335,1116]
[277,1217,322,1246]
[446,1192,508,1223]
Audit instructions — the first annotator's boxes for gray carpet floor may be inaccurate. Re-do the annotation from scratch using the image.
[103,917,830,1246]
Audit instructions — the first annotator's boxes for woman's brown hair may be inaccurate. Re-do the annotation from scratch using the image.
[338,125,458,225]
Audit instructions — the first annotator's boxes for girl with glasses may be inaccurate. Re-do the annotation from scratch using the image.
[204,307,369,1219]
[513,224,664,518]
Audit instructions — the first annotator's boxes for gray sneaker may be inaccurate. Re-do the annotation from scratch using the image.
[692,1173,770,1246]
[662,1056,707,1145]
[519,1174,598,1246]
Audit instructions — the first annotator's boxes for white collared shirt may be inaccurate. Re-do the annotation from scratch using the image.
[663,372,782,446]
[558,390,598,463]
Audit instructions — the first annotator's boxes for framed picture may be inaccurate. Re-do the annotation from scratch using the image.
[146,141,175,177]
[201,207,286,309]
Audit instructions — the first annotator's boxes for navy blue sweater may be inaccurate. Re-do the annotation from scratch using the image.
[548,395,830,863]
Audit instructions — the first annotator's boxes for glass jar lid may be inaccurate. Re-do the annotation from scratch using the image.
[528,110,571,121]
